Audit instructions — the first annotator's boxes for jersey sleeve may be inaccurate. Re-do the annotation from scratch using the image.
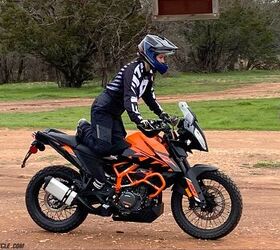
[123,64,143,124]
[141,82,163,116]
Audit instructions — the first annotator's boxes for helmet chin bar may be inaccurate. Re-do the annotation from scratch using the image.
[139,53,168,75]
[154,61,168,74]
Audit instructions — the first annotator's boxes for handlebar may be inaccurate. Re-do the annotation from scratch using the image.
[137,117,179,138]
[161,116,179,127]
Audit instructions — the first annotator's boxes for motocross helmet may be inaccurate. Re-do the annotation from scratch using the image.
[138,34,178,74]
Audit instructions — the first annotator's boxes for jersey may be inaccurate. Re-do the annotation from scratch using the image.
[105,59,163,124]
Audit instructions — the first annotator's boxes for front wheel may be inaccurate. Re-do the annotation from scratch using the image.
[171,170,242,240]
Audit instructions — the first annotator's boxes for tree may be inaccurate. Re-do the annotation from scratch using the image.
[0,0,147,87]
[181,0,279,72]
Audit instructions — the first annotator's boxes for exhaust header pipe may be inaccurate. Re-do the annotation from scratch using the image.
[44,177,77,206]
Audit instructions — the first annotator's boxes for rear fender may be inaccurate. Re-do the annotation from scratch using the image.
[172,164,218,195]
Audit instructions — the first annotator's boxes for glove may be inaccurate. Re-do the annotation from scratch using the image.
[159,112,171,122]
[137,119,158,138]
[139,119,151,129]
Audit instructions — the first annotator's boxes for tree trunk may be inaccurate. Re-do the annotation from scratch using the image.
[101,67,108,87]
[17,58,25,82]
[57,71,83,88]
[54,66,84,88]
[3,58,10,83]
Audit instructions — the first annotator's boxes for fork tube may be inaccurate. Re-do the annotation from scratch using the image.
[183,158,207,206]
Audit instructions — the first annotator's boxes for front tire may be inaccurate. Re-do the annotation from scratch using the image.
[26,165,88,233]
[171,170,242,239]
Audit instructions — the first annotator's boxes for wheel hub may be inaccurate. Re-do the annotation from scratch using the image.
[44,193,67,212]
[190,185,225,220]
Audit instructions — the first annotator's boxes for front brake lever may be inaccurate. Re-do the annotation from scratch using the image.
[162,117,179,139]
[170,116,179,127]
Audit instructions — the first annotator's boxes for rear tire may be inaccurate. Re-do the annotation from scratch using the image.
[171,170,242,239]
[26,165,88,233]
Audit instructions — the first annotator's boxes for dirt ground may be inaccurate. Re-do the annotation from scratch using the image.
[1,82,280,113]
[0,82,280,249]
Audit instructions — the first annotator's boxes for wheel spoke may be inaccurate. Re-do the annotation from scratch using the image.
[180,176,234,230]
[64,210,68,219]
[36,177,78,222]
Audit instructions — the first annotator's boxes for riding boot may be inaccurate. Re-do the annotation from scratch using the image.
[90,158,114,204]
[76,118,90,142]
[92,178,114,203]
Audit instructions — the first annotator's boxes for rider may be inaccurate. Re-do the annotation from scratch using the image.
[78,34,178,201]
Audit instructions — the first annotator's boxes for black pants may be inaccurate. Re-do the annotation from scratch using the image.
[81,92,129,182]
[84,111,128,156]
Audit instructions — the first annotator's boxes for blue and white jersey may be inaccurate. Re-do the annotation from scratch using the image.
[105,59,163,124]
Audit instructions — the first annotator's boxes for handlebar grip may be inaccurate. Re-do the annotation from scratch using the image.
[137,122,161,138]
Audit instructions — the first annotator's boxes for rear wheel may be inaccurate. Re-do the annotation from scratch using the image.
[26,165,88,233]
[171,170,242,239]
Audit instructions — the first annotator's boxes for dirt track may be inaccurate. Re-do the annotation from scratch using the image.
[0,129,280,250]
[1,82,279,113]
[0,82,280,249]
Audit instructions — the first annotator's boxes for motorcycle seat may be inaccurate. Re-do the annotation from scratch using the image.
[48,132,78,148]
[76,144,118,161]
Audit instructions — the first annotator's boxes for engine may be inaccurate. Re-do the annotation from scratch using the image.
[109,167,165,214]
[116,185,148,213]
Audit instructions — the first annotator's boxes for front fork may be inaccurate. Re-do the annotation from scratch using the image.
[184,171,206,207]
[177,159,209,208]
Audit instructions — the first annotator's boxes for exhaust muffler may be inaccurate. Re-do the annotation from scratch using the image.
[44,177,77,206]
[43,176,106,215]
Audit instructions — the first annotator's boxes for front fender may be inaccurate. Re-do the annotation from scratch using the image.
[172,164,218,195]
[189,164,218,179]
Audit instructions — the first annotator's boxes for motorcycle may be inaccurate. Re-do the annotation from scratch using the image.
[21,102,242,239]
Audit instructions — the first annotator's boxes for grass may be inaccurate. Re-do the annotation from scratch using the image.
[156,70,280,95]
[1,70,280,101]
[253,161,280,169]
[0,81,103,101]
[185,98,280,131]
[0,98,279,130]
